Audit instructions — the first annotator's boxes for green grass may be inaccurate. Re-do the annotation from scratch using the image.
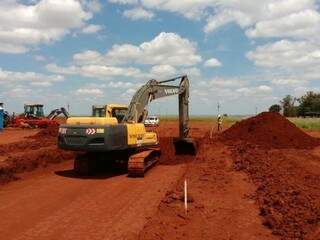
[160,115,320,131]
[288,117,320,130]
[159,115,243,125]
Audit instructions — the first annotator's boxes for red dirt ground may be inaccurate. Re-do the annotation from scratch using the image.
[0,126,75,184]
[0,128,39,144]
[0,118,319,239]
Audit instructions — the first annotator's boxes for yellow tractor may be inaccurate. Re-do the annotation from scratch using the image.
[58,75,196,177]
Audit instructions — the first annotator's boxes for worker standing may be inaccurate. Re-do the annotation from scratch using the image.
[0,103,4,131]
[217,114,223,132]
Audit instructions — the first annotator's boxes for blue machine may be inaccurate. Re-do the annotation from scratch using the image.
[0,103,3,131]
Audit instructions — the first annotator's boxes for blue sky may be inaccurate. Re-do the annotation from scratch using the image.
[0,0,320,115]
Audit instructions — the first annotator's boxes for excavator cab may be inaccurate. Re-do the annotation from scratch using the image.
[92,105,106,117]
[24,104,44,118]
[111,108,127,123]
[91,104,127,122]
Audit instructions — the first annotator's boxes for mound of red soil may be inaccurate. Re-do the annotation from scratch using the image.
[0,126,74,185]
[0,147,75,185]
[232,144,320,239]
[30,126,59,139]
[222,112,319,149]
[0,127,58,156]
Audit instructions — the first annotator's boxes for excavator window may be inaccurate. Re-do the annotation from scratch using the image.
[92,108,106,117]
[25,105,44,117]
[36,106,44,117]
[112,108,127,123]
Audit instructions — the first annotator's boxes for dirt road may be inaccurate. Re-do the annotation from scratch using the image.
[0,161,184,240]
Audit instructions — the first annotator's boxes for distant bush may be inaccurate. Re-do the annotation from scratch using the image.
[269,104,281,113]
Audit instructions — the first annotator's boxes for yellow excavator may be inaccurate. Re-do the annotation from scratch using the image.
[58,75,196,177]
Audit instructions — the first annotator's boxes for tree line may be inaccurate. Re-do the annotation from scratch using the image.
[269,91,320,117]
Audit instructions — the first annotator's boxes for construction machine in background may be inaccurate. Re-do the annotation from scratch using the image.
[12,104,69,128]
[3,111,10,128]
[58,75,197,177]
[0,102,10,128]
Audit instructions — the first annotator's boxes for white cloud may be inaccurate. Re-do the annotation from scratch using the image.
[0,0,99,54]
[135,0,217,19]
[204,9,252,33]
[75,88,104,96]
[122,0,319,41]
[109,0,138,4]
[5,86,33,98]
[0,68,64,86]
[200,77,246,88]
[203,0,320,40]
[82,24,103,34]
[0,43,28,54]
[73,50,103,65]
[108,81,138,89]
[247,40,320,69]
[34,55,47,62]
[80,0,102,13]
[70,32,201,67]
[293,86,319,97]
[109,0,320,41]
[236,85,272,97]
[204,58,222,67]
[271,78,307,87]
[46,63,143,79]
[106,32,202,66]
[246,9,320,39]
[47,32,203,81]
[180,67,201,79]
[150,65,177,77]
[120,88,137,100]
[123,7,154,20]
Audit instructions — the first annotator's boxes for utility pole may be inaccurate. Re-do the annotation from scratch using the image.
[217,101,220,115]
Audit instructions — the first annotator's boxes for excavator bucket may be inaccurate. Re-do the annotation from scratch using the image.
[173,137,197,155]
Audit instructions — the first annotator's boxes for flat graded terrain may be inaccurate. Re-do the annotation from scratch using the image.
[0,115,319,240]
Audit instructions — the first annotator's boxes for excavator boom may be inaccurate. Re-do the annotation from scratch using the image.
[123,75,196,155]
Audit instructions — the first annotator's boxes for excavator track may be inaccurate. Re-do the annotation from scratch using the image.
[128,147,161,177]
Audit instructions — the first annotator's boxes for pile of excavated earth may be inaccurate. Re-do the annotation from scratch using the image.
[222,112,320,239]
[0,126,75,184]
[222,112,319,149]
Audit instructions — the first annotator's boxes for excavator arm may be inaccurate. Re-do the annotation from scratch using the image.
[47,107,69,120]
[123,76,189,136]
[123,75,196,154]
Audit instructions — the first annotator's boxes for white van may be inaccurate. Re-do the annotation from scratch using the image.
[144,116,160,126]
